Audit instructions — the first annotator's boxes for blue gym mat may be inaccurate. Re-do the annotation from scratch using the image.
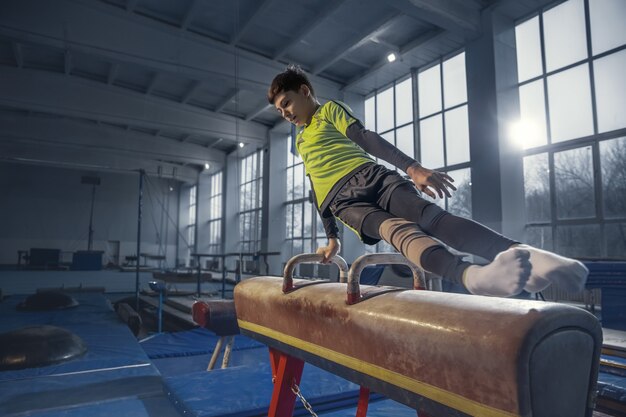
[0,293,167,416]
[140,327,264,358]
[163,360,372,417]
[318,398,418,416]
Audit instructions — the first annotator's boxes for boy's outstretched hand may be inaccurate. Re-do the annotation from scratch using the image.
[316,238,341,264]
[406,162,456,199]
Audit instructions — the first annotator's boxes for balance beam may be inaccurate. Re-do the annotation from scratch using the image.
[234,255,602,417]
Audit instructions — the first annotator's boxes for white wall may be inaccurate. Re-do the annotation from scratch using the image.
[0,162,181,266]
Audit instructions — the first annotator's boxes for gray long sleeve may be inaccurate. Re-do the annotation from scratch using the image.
[346,121,418,172]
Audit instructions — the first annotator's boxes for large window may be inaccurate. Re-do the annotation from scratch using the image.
[239,150,263,254]
[516,0,626,258]
[207,171,223,255]
[416,52,472,218]
[284,136,325,258]
[187,185,197,263]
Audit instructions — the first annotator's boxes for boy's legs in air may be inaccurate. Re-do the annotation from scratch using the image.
[382,183,588,294]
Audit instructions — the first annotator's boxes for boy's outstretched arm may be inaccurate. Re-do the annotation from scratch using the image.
[345,122,456,199]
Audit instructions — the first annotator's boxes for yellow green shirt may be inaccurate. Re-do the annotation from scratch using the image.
[296,100,374,208]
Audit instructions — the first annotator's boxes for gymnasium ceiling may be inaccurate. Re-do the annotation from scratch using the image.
[0,0,555,182]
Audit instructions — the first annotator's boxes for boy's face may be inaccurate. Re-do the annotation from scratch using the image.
[273,85,315,127]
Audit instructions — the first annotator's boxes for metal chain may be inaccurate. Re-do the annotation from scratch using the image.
[291,382,318,417]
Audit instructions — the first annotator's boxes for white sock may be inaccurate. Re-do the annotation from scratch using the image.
[463,248,531,297]
[515,244,588,293]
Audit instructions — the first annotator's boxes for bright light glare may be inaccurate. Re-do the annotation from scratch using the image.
[204,162,210,170]
[509,120,542,149]
[239,142,245,148]
[387,53,396,63]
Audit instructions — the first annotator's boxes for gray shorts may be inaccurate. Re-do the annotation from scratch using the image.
[329,164,420,245]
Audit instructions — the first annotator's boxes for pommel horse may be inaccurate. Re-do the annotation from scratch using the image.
[234,253,602,417]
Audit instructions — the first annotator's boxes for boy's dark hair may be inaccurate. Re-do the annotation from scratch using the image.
[267,64,315,104]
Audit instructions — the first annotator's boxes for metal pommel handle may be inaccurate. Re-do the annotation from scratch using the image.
[347,253,426,305]
[283,253,348,292]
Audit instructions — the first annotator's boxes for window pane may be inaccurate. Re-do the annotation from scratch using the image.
[600,137,626,218]
[379,131,396,170]
[594,49,626,133]
[420,115,444,168]
[525,226,553,251]
[396,124,414,160]
[446,168,472,218]
[365,96,376,131]
[547,64,594,142]
[294,165,304,200]
[293,203,302,238]
[304,202,312,237]
[543,0,588,72]
[515,17,543,82]
[286,204,293,239]
[442,52,467,108]
[286,167,293,201]
[395,78,413,126]
[590,0,626,55]
[524,153,551,222]
[444,105,470,165]
[376,86,394,133]
[519,80,548,148]
[418,64,442,118]
[556,224,601,258]
[605,223,626,258]
[554,146,595,219]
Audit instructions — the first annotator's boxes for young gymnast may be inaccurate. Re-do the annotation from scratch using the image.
[268,65,588,297]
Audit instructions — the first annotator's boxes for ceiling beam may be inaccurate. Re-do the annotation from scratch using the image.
[0,112,226,164]
[180,0,199,30]
[0,0,342,98]
[181,80,201,104]
[343,28,446,90]
[64,50,72,75]
[245,104,272,122]
[107,62,118,85]
[126,0,139,13]
[0,114,226,166]
[312,11,401,75]
[386,0,480,36]
[145,72,159,95]
[12,42,22,67]
[273,0,347,61]
[0,141,199,183]
[0,67,268,145]
[230,0,275,46]
[215,89,239,113]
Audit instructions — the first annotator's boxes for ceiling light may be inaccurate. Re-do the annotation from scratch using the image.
[239,142,245,148]
[204,162,210,170]
[387,53,397,63]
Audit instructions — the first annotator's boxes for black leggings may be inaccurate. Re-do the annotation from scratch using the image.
[361,183,517,284]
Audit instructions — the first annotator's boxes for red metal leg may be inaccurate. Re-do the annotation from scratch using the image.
[268,347,305,417]
[356,386,370,417]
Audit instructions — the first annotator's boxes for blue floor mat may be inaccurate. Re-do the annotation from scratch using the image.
[140,327,263,359]
[318,398,418,416]
[163,361,364,417]
[20,394,182,417]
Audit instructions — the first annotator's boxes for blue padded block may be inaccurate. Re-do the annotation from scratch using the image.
[163,361,362,417]
[21,395,182,417]
[597,371,626,403]
[318,398,417,416]
[140,328,264,359]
